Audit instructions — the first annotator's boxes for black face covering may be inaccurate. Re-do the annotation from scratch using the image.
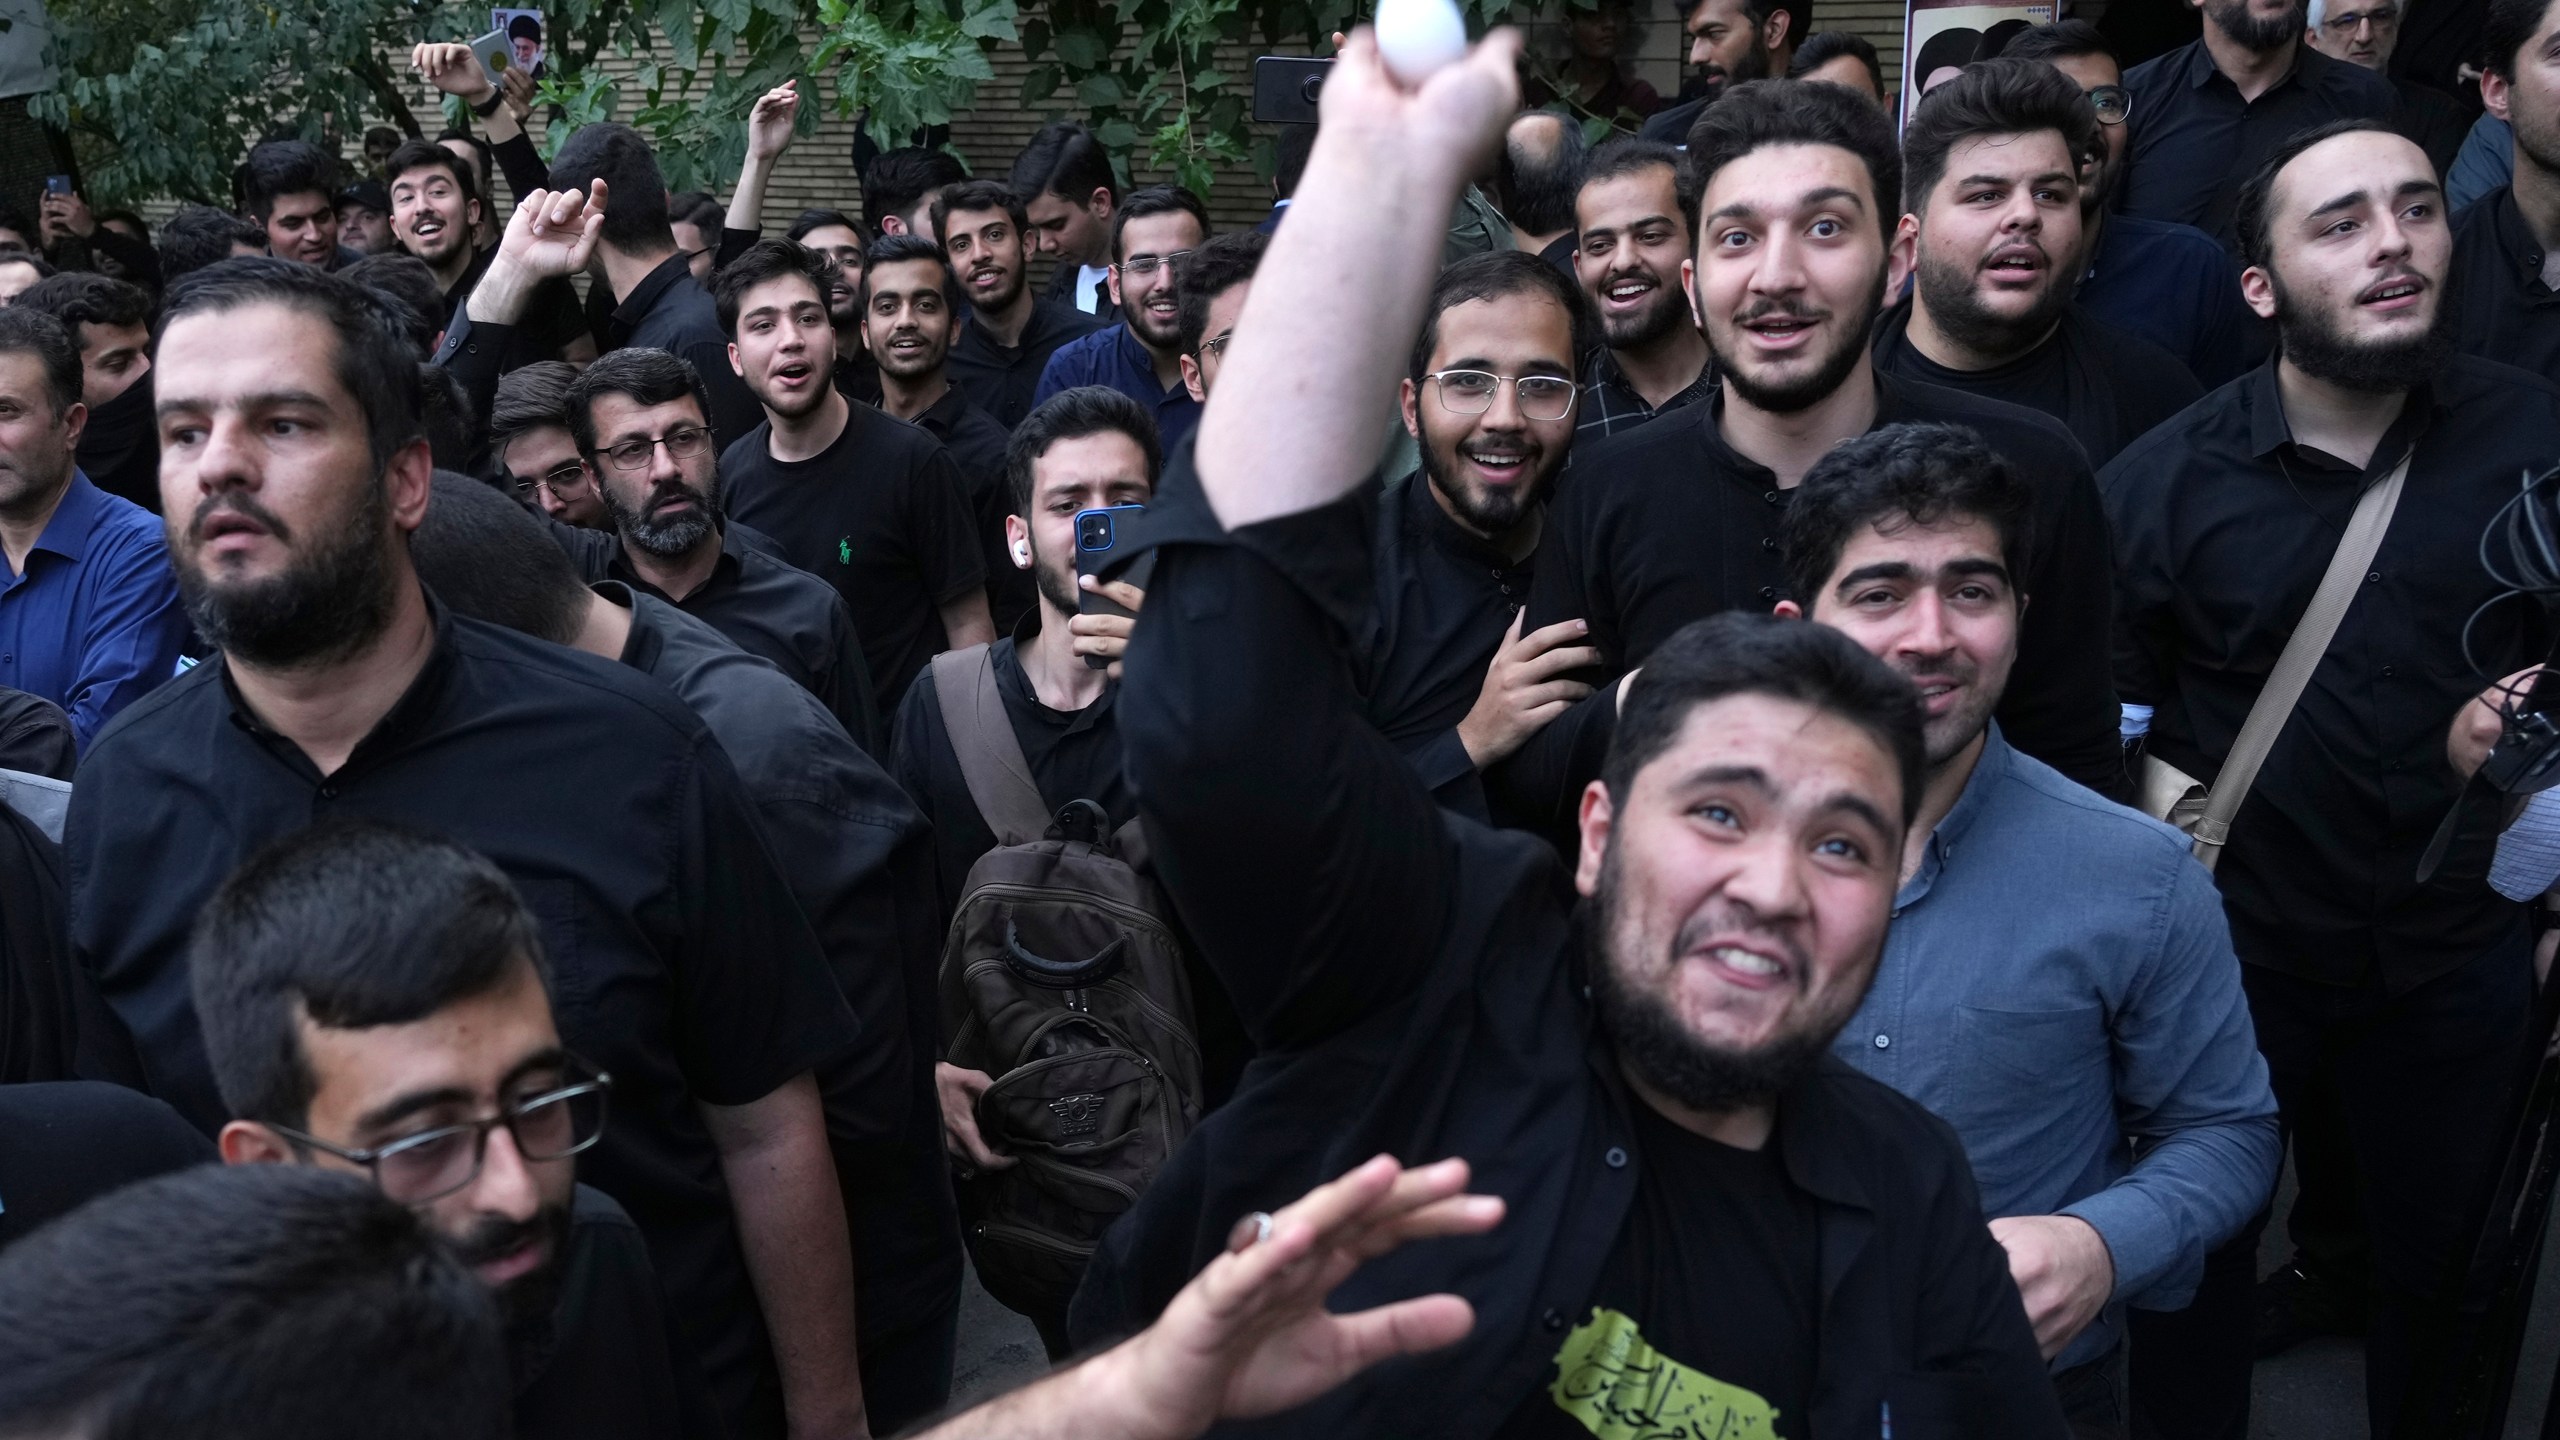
[75,373,161,514]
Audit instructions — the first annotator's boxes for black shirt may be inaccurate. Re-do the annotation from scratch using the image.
[1575,344,1714,444]
[2451,187,2560,384]
[1043,258,1122,329]
[891,615,1133,923]
[610,254,766,453]
[0,1081,212,1253]
[946,298,1106,431]
[914,384,1037,634]
[611,589,961,1346]
[73,375,159,515]
[575,523,882,754]
[720,403,988,707]
[1494,1104,1820,1440]
[1527,375,2125,798]
[66,602,858,1439]
[2118,39,2396,249]
[517,1184,713,1440]
[1360,473,1536,814]
[1872,303,2205,469]
[1069,459,2067,1438]
[2103,355,2560,992]
[2391,76,2472,180]
[444,246,591,371]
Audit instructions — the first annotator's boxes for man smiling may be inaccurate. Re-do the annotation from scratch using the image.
[937,181,1104,430]
[386,139,587,370]
[1571,137,1711,441]
[1032,186,1212,451]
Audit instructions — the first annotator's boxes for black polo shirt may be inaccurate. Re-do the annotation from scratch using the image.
[609,254,766,453]
[1070,469,2067,1438]
[2451,187,2560,384]
[574,523,882,754]
[1872,302,2204,469]
[611,589,962,1365]
[2117,39,2396,250]
[65,601,858,1439]
[1361,473,1537,814]
[2103,355,2560,992]
[1526,374,2124,797]
[946,298,1105,431]
[720,403,988,707]
[914,384,1037,634]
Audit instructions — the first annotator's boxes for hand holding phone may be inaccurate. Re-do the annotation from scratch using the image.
[1073,505,1151,673]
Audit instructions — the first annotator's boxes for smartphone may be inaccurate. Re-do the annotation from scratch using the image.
[43,176,71,197]
[468,28,514,86]
[1073,504,1150,671]
[1253,56,1333,125]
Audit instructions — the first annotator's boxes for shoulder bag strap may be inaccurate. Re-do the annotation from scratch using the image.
[2193,447,2414,857]
[930,646,1055,847]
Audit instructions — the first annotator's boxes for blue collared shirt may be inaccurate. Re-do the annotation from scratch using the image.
[1031,323,1201,451]
[1833,726,2280,1370]
[0,473,189,753]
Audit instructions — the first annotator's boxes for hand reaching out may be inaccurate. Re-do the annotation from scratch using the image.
[411,41,497,105]
[496,183,608,280]
[746,80,803,163]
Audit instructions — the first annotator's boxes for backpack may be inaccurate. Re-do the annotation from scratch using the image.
[929,645,1204,1325]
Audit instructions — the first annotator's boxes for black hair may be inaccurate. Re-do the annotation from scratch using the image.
[1273,126,1316,200]
[2487,0,2559,78]
[191,819,550,1129]
[434,128,498,194]
[931,178,1028,243]
[1780,421,2034,608]
[341,252,448,358]
[1009,119,1120,205]
[711,236,829,336]
[1005,385,1160,515]
[413,472,594,645]
[1495,111,1589,239]
[0,1164,508,1440]
[1787,31,1886,96]
[786,208,867,246]
[1684,79,1903,245]
[855,232,964,312]
[163,258,426,478]
[419,364,480,473]
[0,200,31,245]
[668,191,723,237]
[1911,26,1985,84]
[1604,610,1927,826]
[97,209,151,242]
[563,346,712,455]
[384,137,481,210]
[0,307,83,416]
[507,12,541,39]
[1111,184,1211,263]
[547,124,675,256]
[2233,117,2410,270]
[863,146,969,229]
[1408,248,1600,386]
[2000,18,2115,64]
[14,272,155,342]
[1579,135,1696,221]
[1901,58,2099,212]
[1175,230,1267,358]
[158,205,267,284]
[239,139,343,222]
[488,359,579,452]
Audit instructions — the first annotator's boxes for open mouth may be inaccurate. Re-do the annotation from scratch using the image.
[969,266,1006,290]
[2358,273,2426,311]
[194,506,274,549]
[1737,309,1821,350]
[1602,273,1659,309]
[1981,243,2045,284]
[771,360,815,388]
[1911,675,1966,717]
[1684,939,1794,992]
[1464,444,1534,483]
[474,1233,551,1287]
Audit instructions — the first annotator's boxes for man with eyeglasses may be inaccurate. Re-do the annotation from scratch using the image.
[2005,20,2266,387]
[491,361,609,531]
[2304,0,2469,175]
[1177,230,1267,406]
[1032,186,1214,452]
[196,820,708,1440]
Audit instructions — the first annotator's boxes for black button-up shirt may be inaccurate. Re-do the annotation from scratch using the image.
[1872,302,2204,469]
[2118,39,2397,250]
[945,298,1105,431]
[610,253,767,452]
[1528,375,2124,796]
[441,245,590,370]
[1071,473,2067,1438]
[2451,186,2560,384]
[65,602,858,1438]
[914,384,1036,633]
[2103,355,2560,991]
[1574,344,1714,443]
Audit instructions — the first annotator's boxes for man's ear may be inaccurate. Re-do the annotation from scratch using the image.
[2484,68,2515,124]
[1090,188,1117,222]
[1575,780,1616,898]
[1772,598,1804,620]
[1762,5,1793,54]
[219,1120,298,1167]
[1682,255,1704,332]
[1400,376,1422,440]
[385,438,434,533]
[1107,267,1125,308]
[1887,213,1921,300]
[1180,352,1206,403]
[729,340,746,378]
[1004,512,1034,571]
[2239,264,2279,321]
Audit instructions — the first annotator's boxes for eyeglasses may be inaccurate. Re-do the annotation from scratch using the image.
[271,1058,612,1206]
[1198,332,1234,358]
[601,425,712,471]
[1426,369,1579,422]
[2318,5,2398,34]
[1116,250,1194,279]
[513,460,590,502]
[2086,84,2131,126]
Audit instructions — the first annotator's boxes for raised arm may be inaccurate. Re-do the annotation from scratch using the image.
[725,81,800,245]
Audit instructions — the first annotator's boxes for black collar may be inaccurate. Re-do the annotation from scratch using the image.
[613,253,696,329]
[2240,355,2439,470]
[220,588,458,777]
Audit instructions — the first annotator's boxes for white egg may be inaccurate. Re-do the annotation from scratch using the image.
[1374,0,1468,87]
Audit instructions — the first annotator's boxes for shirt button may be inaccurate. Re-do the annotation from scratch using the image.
[2367,572,2382,584]
[1543,1307,1568,1332]
[1760,537,1779,553]
[2380,665,2395,678]
[1758,586,1777,601]
[1873,1033,1891,1050]
[1763,490,1780,505]
[1604,1146,1628,1168]
[317,784,339,800]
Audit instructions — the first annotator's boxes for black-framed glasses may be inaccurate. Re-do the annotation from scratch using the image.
[1198,332,1234,358]
[272,1058,612,1206]
[513,460,590,502]
[1427,368,1579,421]
[601,425,712,472]
[2086,84,2131,126]
[1116,249,1194,279]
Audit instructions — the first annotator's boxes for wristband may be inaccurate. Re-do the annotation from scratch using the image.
[470,90,505,118]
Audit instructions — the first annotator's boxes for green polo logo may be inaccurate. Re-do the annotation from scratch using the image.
[837,536,853,566]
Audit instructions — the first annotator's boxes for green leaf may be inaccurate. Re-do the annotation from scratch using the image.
[1051,26,1106,67]
[1074,70,1124,107]
[1021,62,1059,104]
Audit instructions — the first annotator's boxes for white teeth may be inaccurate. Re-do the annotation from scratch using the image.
[1712,946,1781,976]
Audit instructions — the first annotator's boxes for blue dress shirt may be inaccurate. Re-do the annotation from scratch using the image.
[2451,114,2516,215]
[0,473,188,753]
[1834,726,2281,1371]
[1031,323,1201,451]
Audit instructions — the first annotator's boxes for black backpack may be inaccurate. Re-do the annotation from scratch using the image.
[929,646,1204,1325]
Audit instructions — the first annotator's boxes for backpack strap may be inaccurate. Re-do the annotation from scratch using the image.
[931,646,1055,847]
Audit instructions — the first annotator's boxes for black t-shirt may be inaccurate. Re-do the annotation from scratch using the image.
[1496,1099,1820,1440]
[0,1081,213,1254]
[720,403,988,707]
[1872,304,2203,470]
[915,385,1036,635]
[516,1184,717,1440]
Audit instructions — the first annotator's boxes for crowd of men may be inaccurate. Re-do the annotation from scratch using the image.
[0,0,2552,1435]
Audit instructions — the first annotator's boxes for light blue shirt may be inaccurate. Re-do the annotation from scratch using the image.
[1834,726,2280,1371]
